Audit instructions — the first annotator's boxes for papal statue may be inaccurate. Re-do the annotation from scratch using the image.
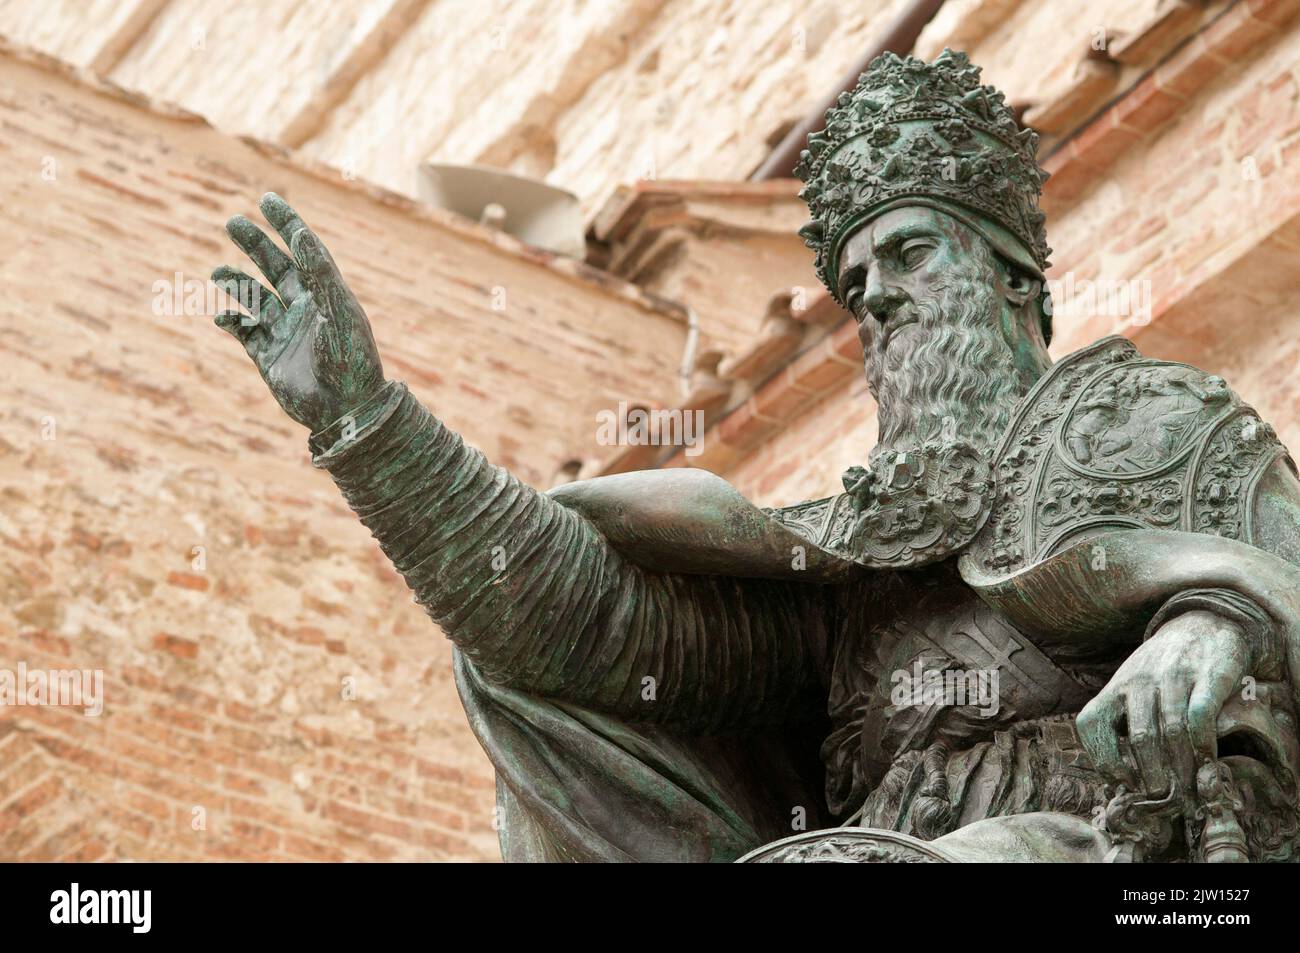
[207,51,1300,863]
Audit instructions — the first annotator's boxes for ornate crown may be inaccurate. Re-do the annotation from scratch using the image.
[795,49,1051,304]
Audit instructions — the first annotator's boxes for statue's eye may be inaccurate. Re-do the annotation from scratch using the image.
[900,240,934,270]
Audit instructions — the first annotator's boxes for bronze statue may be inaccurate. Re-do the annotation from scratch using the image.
[208,50,1300,862]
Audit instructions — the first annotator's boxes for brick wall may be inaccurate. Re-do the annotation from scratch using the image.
[9,0,1300,862]
[0,0,914,215]
[0,45,686,861]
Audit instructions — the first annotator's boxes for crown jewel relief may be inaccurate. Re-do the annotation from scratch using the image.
[795,48,1052,304]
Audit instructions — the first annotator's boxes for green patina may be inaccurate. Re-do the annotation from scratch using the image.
[206,51,1300,864]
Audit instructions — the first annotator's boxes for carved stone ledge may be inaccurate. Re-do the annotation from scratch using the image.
[1108,0,1203,66]
[1023,53,1119,138]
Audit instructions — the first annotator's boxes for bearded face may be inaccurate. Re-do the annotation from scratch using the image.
[866,238,1018,456]
[835,207,1052,461]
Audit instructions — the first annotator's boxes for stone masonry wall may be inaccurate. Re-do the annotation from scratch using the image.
[0,46,687,861]
[8,0,1300,862]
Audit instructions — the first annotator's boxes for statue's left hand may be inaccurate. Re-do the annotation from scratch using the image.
[1076,610,1250,799]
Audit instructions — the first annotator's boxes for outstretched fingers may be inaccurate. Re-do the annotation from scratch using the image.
[260,192,311,255]
[262,193,357,340]
[211,265,285,331]
[210,267,284,364]
[291,227,350,314]
[225,213,305,303]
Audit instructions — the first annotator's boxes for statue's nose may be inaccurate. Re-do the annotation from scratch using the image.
[863,267,905,324]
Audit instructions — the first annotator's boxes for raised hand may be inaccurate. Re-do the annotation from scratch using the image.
[211,193,385,432]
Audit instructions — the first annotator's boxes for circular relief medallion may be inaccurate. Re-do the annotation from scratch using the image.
[1057,361,1234,479]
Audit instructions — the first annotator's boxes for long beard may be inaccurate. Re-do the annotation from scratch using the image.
[868,252,1023,461]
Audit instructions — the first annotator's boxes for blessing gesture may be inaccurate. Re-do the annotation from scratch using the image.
[211,193,385,432]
